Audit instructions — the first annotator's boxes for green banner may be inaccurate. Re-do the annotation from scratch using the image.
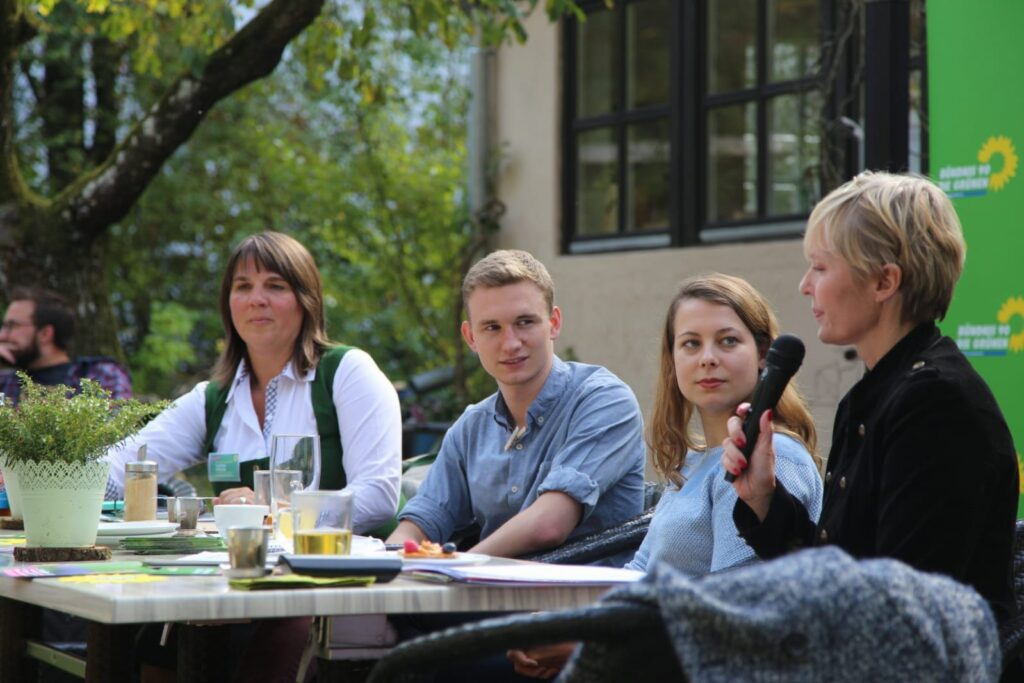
[929,1,1024,515]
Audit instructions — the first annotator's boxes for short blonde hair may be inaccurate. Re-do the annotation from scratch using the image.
[462,250,555,312]
[805,171,966,324]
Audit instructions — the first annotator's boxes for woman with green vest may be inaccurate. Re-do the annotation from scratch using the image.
[103,231,402,534]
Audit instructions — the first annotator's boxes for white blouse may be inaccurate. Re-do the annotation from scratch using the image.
[103,349,402,533]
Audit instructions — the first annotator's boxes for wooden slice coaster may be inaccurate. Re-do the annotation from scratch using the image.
[14,546,112,563]
[0,518,24,530]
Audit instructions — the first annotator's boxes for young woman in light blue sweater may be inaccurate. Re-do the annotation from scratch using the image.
[510,274,824,679]
[626,273,822,574]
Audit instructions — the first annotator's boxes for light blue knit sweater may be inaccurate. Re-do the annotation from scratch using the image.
[626,433,823,575]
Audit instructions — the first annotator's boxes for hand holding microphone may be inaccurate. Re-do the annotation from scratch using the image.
[724,334,805,483]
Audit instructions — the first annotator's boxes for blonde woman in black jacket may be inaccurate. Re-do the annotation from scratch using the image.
[724,172,1018,626]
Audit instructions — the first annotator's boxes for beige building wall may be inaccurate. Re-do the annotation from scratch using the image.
[490,11,861,459]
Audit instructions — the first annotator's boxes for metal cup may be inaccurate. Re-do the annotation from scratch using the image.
[227,526,269,577]
[176,497,205,531]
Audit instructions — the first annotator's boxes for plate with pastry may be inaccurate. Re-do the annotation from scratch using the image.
[397,540,489,566]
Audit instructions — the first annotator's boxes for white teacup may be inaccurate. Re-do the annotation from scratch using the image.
[213,504,269,537]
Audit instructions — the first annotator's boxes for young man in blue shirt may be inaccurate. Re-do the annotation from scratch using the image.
[389,249,645,558]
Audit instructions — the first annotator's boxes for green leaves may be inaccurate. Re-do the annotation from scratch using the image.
[130,302,201,398]
[9,0,583,409]
[0,375,167,464]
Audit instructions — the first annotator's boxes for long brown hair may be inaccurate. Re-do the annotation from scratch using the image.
[211,232,331,387]
[648,274,819,487]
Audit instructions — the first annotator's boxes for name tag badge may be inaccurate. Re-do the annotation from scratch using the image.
[208,453,241,482]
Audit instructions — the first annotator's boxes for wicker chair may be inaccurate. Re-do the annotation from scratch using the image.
[998,519,1024,672]
[520,509,654,565]
[370,526,1024,683]
[365,602,680,683]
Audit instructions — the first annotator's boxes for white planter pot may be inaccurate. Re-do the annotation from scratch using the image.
[10,459,109,547]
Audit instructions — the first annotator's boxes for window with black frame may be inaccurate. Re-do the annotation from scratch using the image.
[563,0,825,252]
[565,0,674,252]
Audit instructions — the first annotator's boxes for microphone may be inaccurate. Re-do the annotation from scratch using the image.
[724,334,806,483]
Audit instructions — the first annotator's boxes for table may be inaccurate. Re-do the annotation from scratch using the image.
[0,553,618,682]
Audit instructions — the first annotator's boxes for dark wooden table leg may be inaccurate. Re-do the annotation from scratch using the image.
[176,623,232,683]
[0,596,41,682]
[85,622,136,683]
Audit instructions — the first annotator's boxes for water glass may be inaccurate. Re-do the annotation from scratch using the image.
[252,470,270,507]
[269,434,321,541]
[269,434,321,492]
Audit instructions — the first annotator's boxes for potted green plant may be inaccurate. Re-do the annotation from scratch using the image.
[0,374,165,547]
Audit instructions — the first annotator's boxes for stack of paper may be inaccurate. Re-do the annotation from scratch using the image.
[403,563,644,586]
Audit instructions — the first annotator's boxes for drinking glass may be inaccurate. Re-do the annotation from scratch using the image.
[291,490,354,555]
[269,434,321,542]
[252,470,270,507]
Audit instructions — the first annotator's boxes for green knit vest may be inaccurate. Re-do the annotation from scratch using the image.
[204,346,351,494]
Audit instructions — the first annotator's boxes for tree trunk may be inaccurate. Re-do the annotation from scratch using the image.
[0,0,325,358]
[0,225,122,359]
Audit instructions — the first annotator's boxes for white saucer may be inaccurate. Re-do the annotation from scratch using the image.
[97,521,179,536]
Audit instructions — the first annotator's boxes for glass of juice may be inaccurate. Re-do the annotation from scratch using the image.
[290,490,353,555]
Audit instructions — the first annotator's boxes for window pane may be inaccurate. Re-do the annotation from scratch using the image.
[626,0,672,108]
[626,119,671,232]
[707,0,757,93]
[767,0,820,82]
[767,90,822,215]
[577,10,617,117]
[576,128,619,236]
[908,69,924,174]
[707,103,757,221]
[910,0,925,60]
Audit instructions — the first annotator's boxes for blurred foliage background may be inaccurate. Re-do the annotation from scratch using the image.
[5,0,585,422]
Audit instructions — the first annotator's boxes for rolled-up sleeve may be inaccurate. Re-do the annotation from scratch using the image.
[536,380,644,523]
[398,421,475,542]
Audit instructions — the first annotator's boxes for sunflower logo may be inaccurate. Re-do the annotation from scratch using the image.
[978,136,1018,191]
[997,296,1024,353]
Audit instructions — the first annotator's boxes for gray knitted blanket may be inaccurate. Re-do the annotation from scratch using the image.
[560,546,1000,682]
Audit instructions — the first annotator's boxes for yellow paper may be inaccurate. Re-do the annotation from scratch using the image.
[57,574,168,584]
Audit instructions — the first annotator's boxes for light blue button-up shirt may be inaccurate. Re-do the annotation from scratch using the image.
[400,357,645,544]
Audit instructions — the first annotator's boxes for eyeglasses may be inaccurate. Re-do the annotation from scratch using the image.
[0,320,34,333]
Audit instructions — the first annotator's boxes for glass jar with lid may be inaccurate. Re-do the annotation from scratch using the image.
[124,458,158,521]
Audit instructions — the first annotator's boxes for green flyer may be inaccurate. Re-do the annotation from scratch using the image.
[929,1,1024,515]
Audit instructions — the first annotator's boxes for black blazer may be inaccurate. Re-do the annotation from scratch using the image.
[735,322,1019,621]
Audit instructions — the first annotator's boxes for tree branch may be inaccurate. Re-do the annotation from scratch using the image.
[56,0,325,238]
